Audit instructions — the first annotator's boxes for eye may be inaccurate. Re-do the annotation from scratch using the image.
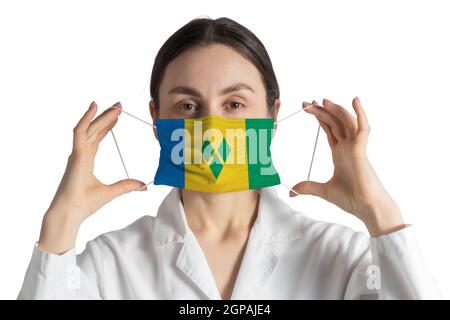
[178,103,199,112]
[229,101,245,109]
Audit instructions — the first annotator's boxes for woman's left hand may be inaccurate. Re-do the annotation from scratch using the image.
[290,97,405,237]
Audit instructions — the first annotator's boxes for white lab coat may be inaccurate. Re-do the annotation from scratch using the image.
[17,187,441,299]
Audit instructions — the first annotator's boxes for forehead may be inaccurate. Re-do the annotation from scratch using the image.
[159,43,265,95]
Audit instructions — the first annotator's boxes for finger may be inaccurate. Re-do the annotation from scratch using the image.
[322,98,358,137]
[318,119,337,147]
[312,100,337,146]
[352,96,370,134]
[302,102,346,140]
[93,117,119,144]
[74,101,98,137]
[87,102,122,140]
[104,179,148,202]
[73,102,98,150]
[289,180,327,199]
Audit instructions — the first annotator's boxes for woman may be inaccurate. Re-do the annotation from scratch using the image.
[18,17,440,299]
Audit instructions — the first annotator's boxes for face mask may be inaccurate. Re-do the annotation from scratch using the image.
[109,104,319,194]
[153,115,280,192]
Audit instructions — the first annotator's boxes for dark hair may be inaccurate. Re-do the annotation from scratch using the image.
[150,17,280,112]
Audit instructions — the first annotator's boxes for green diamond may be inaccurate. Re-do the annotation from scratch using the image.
[218,138,230,162]
[209,162,223,179]
[202,140,214,162]
[201,137,231,180]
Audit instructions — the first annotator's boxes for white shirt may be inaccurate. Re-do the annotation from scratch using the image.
[17,187,441,299]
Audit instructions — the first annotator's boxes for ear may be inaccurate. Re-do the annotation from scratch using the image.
[272,98,281,130]
[149,100,158,140]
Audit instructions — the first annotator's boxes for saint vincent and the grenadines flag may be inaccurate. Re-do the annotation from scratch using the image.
[153,115,280,192]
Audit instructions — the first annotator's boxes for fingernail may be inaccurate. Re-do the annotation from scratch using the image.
[89,101,96,110]
[111,101,121,110]
[109,104,122,114]
[136,184,147,191]
[302,101,312,110]
[355,96,360,103]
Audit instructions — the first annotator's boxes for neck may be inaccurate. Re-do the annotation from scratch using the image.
[180,189,260,238]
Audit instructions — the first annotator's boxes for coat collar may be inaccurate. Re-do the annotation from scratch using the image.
[152,186,303,246]
[151,186,303,299]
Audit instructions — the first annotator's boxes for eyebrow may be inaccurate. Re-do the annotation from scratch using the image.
[167,82,255,97]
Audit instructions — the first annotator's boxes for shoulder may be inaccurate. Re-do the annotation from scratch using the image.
[261,187,368,250]
[83,215,156,255]
[275,208,371,273]
[292,209,371,260]
[297,211,366,244]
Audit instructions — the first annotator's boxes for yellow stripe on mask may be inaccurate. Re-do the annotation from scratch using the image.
[184,115,249,192]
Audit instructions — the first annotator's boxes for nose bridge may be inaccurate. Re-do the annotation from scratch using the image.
[199,93,223,117]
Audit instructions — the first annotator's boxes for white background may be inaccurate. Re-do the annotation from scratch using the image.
[0,0,449,299]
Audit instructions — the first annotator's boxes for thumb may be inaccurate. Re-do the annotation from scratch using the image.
[289,181,327,199]
[107,179,147,200]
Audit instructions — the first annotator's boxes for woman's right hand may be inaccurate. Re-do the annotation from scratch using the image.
[38,101,147,255]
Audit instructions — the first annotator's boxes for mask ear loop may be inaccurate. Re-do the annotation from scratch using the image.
[273,104,321,196]
[111,106,156,128]
[307,123,321,181]
[109,105,156,191]
[110,129,130,179]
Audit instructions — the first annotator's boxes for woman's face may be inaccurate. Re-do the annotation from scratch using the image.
[150,43,280,120]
